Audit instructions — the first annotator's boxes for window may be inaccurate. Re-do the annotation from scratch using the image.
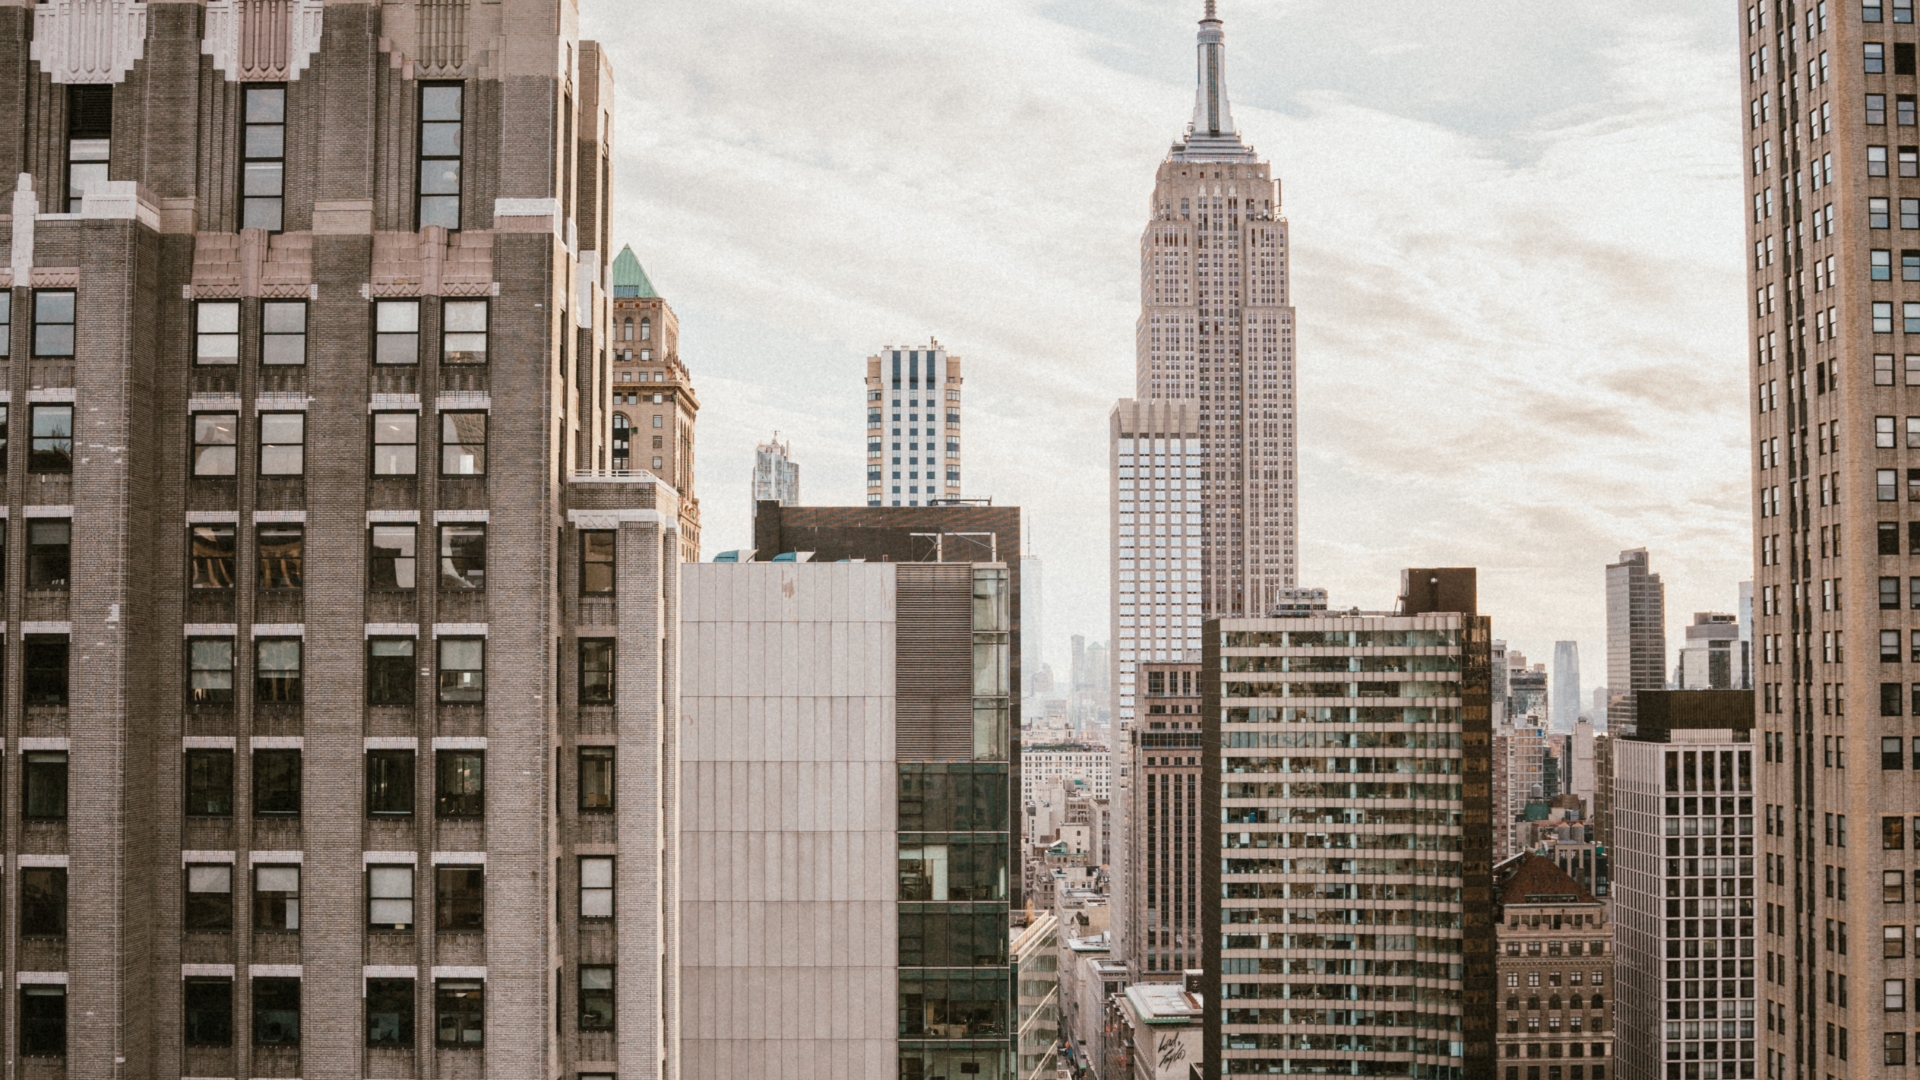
[1880,302,1898,333]
[1891,927,1910,958]
[261,301,306,364]
[21,751,65,821]
[190,638,235,705]
[241,85,286,230]
[28,405,71,472]
[417,84,464,229]
[0,294,7,357]
[255,638,302,703]
[1875,196,1893,227]
[1872,42,1889,72]
[253,748,301,816]
[1885,629,1902,661]
[1905,0,1917,22]
[1873,93,1890,124]
[184,978,233,1047]
[435,979,483,1046]
[258,413,304,475]
[1889,737,1907,770]
[439,524,485,589]
[251,977,300,1045]
[443,299,488,363]
[436,865,484,930]
[366,749,415,817]
[579,639,614,705]
[579,746,614,811]
[25,519,68,589]
[612,413,630,465]
[367,865,414,930]
[184,750,233,817]
[23,636,68,707]
[1875,144,1893,175]
[1890,1032,1910,1067]
[579,967,615,1032]
[640,317,652,341]
[193,413,238,476]
[21,986,65,1057]
[253,865,300,931]
[1891,976,1910,1007]
[20,868,65,937]
[1889,815,1908,849]
[196,301,240,364]
[372,412,418,475]
[32,292,73,358]
[438,637,484,703]
[1905,146,1920,176]
[437,750,484,817]
[580,856,613,919]
[375,300,420,365]
[65,83,109,212]
[581,530,615,595]
[1883,469,1901,501]
[1890,870,1910,902]
[191,523,237,589]
[184,864,232,931]
[1885,577,1902,609]
[369,525,417,590]
[256,524,303,589]
[366,978,414,1047]
[1877,249,1894,279]
[367,637,416,706]
[441,412,487,475]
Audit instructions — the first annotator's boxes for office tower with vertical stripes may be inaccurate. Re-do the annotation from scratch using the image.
[867,341,963,507]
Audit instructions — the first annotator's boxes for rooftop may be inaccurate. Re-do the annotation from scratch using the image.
[611,244,658,299]
[1496,852,1599,907]
[1125,982,1204,1024]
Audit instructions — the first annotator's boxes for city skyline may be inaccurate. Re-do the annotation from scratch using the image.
[582,0,1753,672]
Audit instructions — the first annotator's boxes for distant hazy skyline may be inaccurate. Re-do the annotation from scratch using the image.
[580,0,1751,677]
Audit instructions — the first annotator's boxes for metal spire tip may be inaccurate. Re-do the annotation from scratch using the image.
[1204,0,1217,19]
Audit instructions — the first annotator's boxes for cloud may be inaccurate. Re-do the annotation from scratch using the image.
[581,0,1753,682]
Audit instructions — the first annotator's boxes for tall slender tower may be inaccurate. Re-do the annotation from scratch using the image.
[1137,0,1296,618]
[1743,5,1907,1078]
[1605,548,1667,737]
[1553,639,1584,732]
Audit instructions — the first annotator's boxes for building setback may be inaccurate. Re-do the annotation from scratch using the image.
[1202,568,1496,1080]
[0,1,683,1077]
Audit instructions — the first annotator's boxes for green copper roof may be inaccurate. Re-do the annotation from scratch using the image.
[611,244,658,299]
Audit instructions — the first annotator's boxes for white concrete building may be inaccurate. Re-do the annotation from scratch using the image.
[1024,742,1113,806]
[867,341,963,506]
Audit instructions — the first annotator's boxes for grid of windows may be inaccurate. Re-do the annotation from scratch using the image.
[418,84,464,229]
[242,86,287,231]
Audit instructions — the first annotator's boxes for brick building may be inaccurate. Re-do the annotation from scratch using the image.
[609,243,698,560]
[0,1,680,1077]
[1494,853,1616,1080]
[1129,660,1201,980]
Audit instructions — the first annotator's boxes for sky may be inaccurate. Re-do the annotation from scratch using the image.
[578,0,1753,696]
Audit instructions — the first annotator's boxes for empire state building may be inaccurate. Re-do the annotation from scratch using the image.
[1138,0,1296,617]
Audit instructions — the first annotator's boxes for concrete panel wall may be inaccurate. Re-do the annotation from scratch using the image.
[679,562,898,1079]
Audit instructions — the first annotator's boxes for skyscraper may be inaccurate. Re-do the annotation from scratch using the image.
[867,340,963,506]
[1201,567,1495,1078]
[750,433,800,514]
[1740,5,1912,1075]
[1606,548,1667,736]
[610,243,702,560]
[1136,0,1296,618]
[1554,639,1585,732]
[0,3,681,1076]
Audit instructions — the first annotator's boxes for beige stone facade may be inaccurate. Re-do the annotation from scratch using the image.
[1495,853,1616,1080]
[866,341,963,506]
[609,250,700,561]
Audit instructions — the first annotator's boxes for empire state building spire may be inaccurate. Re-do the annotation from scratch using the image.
[1174,0,1255,162]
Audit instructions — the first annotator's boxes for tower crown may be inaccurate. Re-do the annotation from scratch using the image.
[1172,1,1256,163]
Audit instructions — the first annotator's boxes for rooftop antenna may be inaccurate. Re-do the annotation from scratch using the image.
[1204,0,1217,19]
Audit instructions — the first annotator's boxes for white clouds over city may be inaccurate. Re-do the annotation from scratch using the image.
[582,0,1751,678]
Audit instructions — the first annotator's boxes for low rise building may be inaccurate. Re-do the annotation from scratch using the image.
[1495,853,1617,1080]
[1025,741,1113,805]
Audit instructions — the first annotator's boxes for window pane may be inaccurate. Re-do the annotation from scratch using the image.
[368,866,414,929]
[23,753,66,819]
[21,987,66,1057]
[194,413,238,476]
[419,195,460,229]
[251,977,300,1045]
[184,978,234,1047]
[255,639,303,703]
[439,525,486,589]
[579,639,614,705]
[435,980,483,1046]
[189,638,235,704]
[184,750,234,817]
[377,301,420,333]
[245,87,286,123]
[443,300,488,363]
[185,863,233,932]
[421,85,462,121]
[197,302,240,364]
[437,750,484,817]
[191,525,237,588]
[259,413,305,475]
[26,519,70,588]
[29,405,72,471]
[438,637,485,702]
[253,865,300,932]
[253,749,302,816]
[366,749,415,816]
[441,412,487,475]
[20,868,66,937]
[581,530,615,595]
[368,637,416,705]
[420,124,463,160]
[261,301,305,365]
[436,866,484,930]
[370,525,418,590]
[256,525,303,589]
[372,412,419,475]
[366,978,414,1046]
[579,746,614,810]
[23,637,69,707]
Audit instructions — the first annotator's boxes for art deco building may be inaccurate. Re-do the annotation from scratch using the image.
[1200,568,1496,1079]
[610,243,699,561]
[866,340,962,507]
[1736,4,1920,1077]
[0,2,682,1077]
[1136,0,1297,619]
[750,433,799,515]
